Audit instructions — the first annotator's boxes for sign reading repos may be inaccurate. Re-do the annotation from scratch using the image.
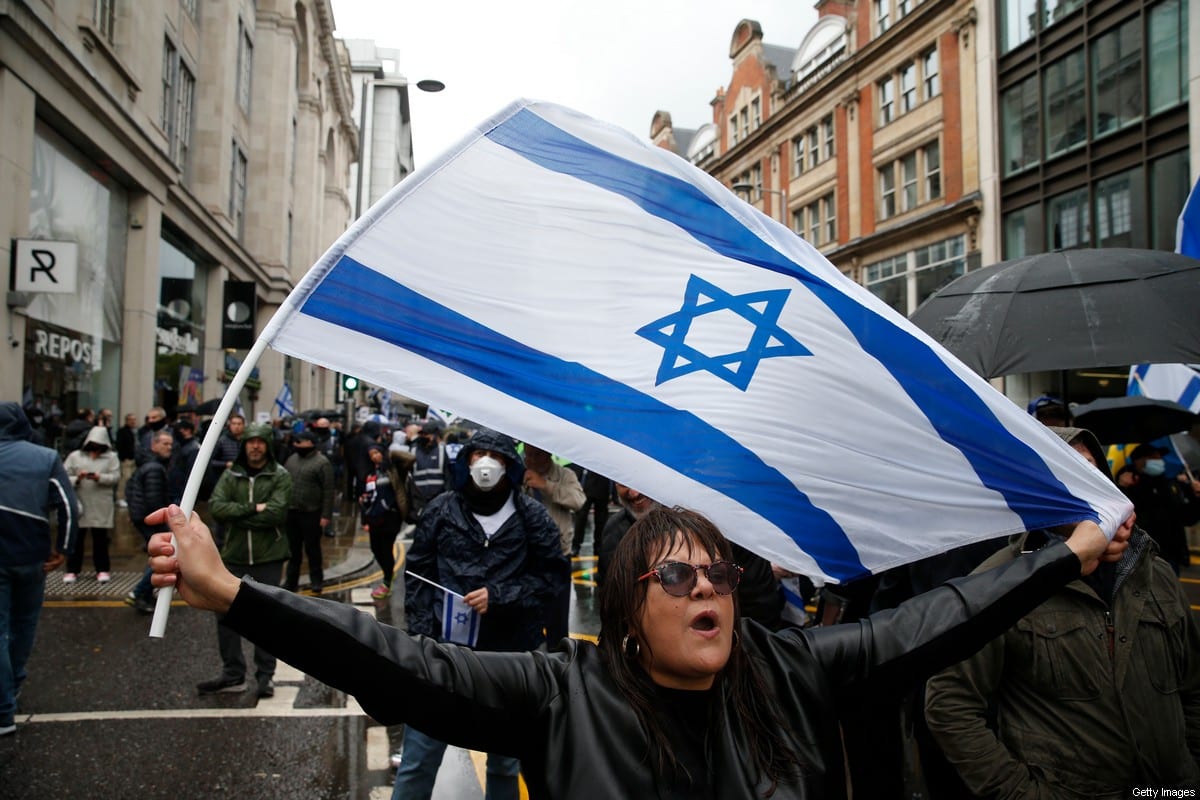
[12,239,78,293]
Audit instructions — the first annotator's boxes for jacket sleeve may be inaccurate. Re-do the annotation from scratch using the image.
[799,541,1080,703]
[404,506,439,637]
[924,634,1051,798]
[223,579,556,758]
[1172,575,1200,772]
[96,453,120,487]
[487,499,569,611]
[48,456,80,556]
[320,458,335,519]
[208,471,249,522]
[544,467,585,513]
[240,469,291,529]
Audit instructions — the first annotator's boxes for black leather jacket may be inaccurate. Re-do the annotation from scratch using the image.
[223,541,1081,798]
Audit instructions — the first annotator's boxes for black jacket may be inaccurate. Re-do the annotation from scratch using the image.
[125,455,172,538]
[224,540,1081,798]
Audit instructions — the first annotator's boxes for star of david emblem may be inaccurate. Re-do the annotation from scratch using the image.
[454,611,471,625]
[636,274,810,391]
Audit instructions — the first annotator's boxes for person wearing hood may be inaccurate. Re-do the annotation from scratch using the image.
[1119,441,1200,575]
[62,425,121,583]
[926,426,1200,798]
[202,421,292,698]
[282,432,336,594]
[359,443,413,600]
[392,429,567,800]
[0,401,78,737]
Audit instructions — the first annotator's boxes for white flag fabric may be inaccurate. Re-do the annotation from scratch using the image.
[1128,363,1200,413]
[265,100,1129,583]
[442,591,480,647]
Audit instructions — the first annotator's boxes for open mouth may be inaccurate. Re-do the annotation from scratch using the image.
[690,611,718,632]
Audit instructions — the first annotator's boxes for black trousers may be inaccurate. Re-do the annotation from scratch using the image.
[285,509,324,591]
[366,511,403,585]
[67,527,111,574]
[571,498,609,553]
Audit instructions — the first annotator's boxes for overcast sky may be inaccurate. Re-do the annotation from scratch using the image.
[329,1,819,165]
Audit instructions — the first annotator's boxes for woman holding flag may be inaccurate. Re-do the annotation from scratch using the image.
[145,502,1126,798]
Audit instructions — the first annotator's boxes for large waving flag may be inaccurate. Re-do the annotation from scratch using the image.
[1176,174,1200,258]
[260,100,1128,583]
[1128,363,1200,413]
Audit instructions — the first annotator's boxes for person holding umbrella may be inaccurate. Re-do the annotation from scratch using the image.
[1119,442,1200,574]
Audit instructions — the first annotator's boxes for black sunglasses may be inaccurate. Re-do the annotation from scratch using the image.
[638,560,743,597]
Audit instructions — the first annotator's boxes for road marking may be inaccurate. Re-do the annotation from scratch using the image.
[366,725,390,771]
[21,698,367,724]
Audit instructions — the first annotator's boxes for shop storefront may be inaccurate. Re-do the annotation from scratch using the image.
[156,233,209,414]
[21,123,126,433]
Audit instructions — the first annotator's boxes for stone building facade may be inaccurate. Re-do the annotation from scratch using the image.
[0,0,357,432]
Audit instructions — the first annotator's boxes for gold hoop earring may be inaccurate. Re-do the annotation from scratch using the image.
[621,633,640,658]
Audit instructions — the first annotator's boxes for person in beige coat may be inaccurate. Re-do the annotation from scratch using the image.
[521,443,584,644]
[62,425,120,583]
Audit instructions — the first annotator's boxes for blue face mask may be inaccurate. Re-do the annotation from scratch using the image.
[1142,458,1166,477]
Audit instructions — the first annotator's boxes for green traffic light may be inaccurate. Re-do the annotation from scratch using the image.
[342,375,359,392]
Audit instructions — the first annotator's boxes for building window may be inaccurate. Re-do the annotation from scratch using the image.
[751,163,762,199]
[875,0,890,35]
[180,0,198,20]
[1150,150,1190,250]
[1043,49,1086,159]
[287,211,294,268]
[1148,0,1188,115]
[821,116,835,160]
[924,140,941,200]
[1047,187,1090,249]
[901,152,918,212]
[1092,18,1142,138]
[999,0,1038,54]
[290,117,297,185]
[161,39,178,135]
[879,166,896,219]
[1001,76,1039,176]
[161,39,195,173]
[729,116,739,147]
[1044,0,1084,29]
[740,108,750,141]
[230,143,248,239]
[865,253,908,312]
[914,235,966,308]
[1095,167,1145,249]
[899,63,917,113]
[807,127,819,169]
[792,135,806,176]
[236,18,254,113]
[823,192,836,243]
[792,209,805,236]
[898,0,912,19]
[94,0,116,44]
[751,98,761,129]
[807,199,821,243]
[879,77,895,125]
[1003,204,1041,259]
[922,48,940,99]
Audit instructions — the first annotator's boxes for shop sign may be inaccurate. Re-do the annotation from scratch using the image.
[12,239,78,293]
[32,327,99,368]
[157,326,201,356]
[222,280,257,349]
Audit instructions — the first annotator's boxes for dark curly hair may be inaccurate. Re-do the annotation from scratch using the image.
[598,506,803,795]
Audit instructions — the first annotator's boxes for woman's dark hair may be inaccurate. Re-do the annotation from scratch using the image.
[598,506,802,795]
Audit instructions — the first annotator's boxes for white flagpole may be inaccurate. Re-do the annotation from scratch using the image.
[148,334,273,638]
[404,569,464,598]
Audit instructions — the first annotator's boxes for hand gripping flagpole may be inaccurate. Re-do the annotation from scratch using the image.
[148,334,274,638]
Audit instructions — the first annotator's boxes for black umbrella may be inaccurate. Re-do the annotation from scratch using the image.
[194,398,223,416]
[1071,396,1198,444]
[909,248,1200,378]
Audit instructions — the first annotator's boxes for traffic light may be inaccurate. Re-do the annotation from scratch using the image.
[341,374,360,393]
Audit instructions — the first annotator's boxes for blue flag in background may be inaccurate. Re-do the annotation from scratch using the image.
[1176,175,1200,259]
[263,100,1129,583]
[273,382,294,418]
[442,592,480,647]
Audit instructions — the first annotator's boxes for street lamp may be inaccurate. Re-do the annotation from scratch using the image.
[731,182,787,225]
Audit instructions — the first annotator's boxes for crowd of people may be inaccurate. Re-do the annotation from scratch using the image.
[3,394,1198,798]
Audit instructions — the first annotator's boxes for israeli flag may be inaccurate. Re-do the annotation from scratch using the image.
[443,591,480,647]
[273,382,294,418]
[1129,363,1200,413]
[264,100,1129,583]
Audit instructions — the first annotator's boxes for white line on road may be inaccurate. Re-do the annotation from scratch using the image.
[21,696,366,725]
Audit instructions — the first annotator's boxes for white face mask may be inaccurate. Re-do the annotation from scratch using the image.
[469,455,504,490]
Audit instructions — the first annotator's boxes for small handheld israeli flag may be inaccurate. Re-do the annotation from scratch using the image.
[442,591,480,647]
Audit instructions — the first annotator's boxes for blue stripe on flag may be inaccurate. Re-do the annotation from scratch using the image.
[486,108,1095,531]
[299,256,866,579]
[1180,377,1200,410]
